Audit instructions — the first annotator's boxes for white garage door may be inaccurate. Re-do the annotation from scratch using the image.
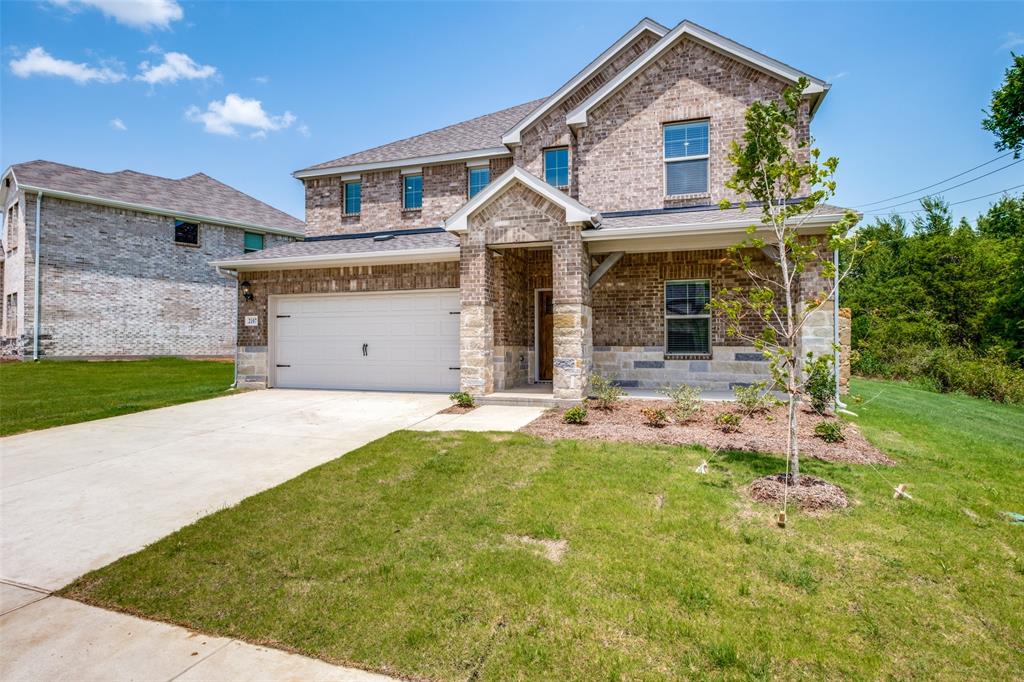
[272,290,460,392]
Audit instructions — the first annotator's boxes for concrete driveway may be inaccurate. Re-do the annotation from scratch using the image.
[0,389,448,591]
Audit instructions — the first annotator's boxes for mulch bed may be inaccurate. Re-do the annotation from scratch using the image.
[748,473,850,511]
[439,405,476,415]
[520,399,894,466]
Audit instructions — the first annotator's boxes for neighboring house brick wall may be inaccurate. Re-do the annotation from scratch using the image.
[2,190,27,354]
[576,37,809,212]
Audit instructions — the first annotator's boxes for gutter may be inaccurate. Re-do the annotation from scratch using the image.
[16,184,304,239]
[33,190,42,360]
[581,214,845,241]
[210,246,461,271]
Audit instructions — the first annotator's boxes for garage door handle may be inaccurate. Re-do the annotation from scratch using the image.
[449,366,460,370]
[362,343,368,356]
[276,364,291,368]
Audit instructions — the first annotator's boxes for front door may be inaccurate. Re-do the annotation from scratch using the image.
[537,289,554,381]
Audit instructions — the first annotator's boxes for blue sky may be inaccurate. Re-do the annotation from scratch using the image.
[1,1,1022,224]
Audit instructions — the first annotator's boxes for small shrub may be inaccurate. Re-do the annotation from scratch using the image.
[448,391,474,408]
[641,407,668,428]
[814,420,845,443]
[662,383,703,422]
[589,372,625,410]
[562,404,588,425]
[715,412,742,432]
[805,354,835,414]
[733,382,777,413]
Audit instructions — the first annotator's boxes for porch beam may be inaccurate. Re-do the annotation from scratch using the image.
[588,251,624,287]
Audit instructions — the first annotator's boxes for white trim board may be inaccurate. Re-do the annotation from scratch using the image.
[566,20,829,129]
[210,246,460,271]
[501,18,669,146]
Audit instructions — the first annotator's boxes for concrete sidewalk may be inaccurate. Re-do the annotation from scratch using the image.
[408,404,547,432]
[0,583,395,682]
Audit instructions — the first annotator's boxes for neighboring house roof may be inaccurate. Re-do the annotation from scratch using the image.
[5,160,305,236]
[445,167,600,233]
[294,99,545,179]
[566,20,829,128]
[500,17,668,146]
[210,227,460,270]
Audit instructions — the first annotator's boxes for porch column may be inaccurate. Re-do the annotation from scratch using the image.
[459,229,494,396]
[796,242,836,372]
[552,222,592,401]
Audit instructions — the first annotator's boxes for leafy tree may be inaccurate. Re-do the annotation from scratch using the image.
[983,53,1024,158]
[711,77,860,483]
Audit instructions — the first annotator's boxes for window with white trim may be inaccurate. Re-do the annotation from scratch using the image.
[664,121,709,196]
[665,280,711,356]
[6,202,19,250]
[403,174,422,210]
[543,147,569,190]
[344,181,361,215]
[244,232,264,253]
[4,292,17,337]
[468,167,490,198]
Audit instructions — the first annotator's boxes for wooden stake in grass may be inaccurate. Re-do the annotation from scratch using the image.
[893,484,913,500]
[695,460,709,475]
[777,511,787,528]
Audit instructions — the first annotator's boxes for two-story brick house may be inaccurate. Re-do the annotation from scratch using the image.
[212,18,849,401]
[1,161,303,359]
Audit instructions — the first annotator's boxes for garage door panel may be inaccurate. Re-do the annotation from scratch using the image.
[272,291,460,392]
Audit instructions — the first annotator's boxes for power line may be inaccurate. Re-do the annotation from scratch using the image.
[858,159,1023,214]
[862,183,1024,217]
[853,152,1014,208]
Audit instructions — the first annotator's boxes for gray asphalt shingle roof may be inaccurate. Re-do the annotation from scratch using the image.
[10,160,304,234]
[223,228,460,262]
[298,99,544,172]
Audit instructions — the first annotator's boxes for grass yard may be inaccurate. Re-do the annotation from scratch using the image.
[0,358,234,436]
[64,378,1024,680]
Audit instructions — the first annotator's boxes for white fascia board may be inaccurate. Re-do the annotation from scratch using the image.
[293,147,510,179]
[582,213,846,242]
[444,167,600,233]
[501,18,669,146]
[16,183,305,238]
[210,246,460,271]
[566,20,828,128]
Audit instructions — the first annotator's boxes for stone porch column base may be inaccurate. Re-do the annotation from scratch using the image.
[552,302,592,401]
[459,304,494,396]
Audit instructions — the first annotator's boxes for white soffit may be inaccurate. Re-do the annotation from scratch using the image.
[292,147,511,179]
[444,166,600,232]
[566,20,829,128]
[501,18,669,146]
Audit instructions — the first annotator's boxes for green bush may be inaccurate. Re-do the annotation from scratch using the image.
[448,392,475,408]
[589,372,625,410]
[641,407,668,428]
[562,404,588,425]
[805,355,835,414]
[814,420,845,443]
[714,412,742,432]
[733,382,777,413]
[662,383,703,422]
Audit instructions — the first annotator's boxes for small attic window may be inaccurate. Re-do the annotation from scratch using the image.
[174,220,199,246]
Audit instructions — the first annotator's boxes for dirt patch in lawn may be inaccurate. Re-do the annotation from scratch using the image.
[748,473,850,511]
[520,399,894,466]
[506,535,568,563]
[439,405,476,415]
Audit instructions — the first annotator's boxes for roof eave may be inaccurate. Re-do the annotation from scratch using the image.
[16,183,305,238]
[210,246,460,271]
[583,213,847,242]
[293,147,512,180]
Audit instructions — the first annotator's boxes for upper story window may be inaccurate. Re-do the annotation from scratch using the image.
[664,121,709,196]
[6,202,18,250]
[174,220,199,246]
[344,181,361,215]
[244,232,264,253]
[403,174,423,210]
[544,147,569,190]
[468,167,490,198]
[665,279,711,356]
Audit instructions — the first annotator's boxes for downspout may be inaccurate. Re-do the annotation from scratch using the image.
[216,266,240,388]
[32,191,42,361]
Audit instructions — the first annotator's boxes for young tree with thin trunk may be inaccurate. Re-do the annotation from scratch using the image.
[711,77,862,483]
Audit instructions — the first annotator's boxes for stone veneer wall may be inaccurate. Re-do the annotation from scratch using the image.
[552,222,591,400]
[1,188,29,356]
[493,248,529,390]
[593,345,771,391]
[839,307,851,392]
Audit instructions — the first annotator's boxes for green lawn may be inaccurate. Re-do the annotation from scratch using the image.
[63,378,1024,680]
[0,358,235,436]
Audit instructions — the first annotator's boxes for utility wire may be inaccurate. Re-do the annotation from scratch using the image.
[853,152,1014,208]
[859,159,1023,214]
[862,183,1024,217]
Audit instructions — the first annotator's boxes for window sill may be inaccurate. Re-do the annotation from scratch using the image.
[665,192,711,201]
[341,213,360,218]
[665,353,712,361]
[401,208,422,215]
[174,241,201,248]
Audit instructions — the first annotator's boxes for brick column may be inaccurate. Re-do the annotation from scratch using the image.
[796,242,836,372]
[552,222,592,401]
[459,229,494,396]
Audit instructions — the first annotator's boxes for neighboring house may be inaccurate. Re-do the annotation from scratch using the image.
[1,161,303,359]
[212,18,849,400]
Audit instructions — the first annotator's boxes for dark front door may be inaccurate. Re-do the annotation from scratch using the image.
[538,290,554,381]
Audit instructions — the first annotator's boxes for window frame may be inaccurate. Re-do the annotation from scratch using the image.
[543,147,570,190]
[402,173,423,210]
[173,220,200,247]
[664,279,712,358]
[6,202,18,251]
[467,167,490,198]
[343,181,361,215]
[663,120,710,197]
[243,231,265,253]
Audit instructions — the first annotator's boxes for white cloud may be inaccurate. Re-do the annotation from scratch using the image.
[49,0,182,29]
[137,52,216,84]
[297,124,311,138]
[251,75,269,84]
[186,93,296,137]
[109,117,127,131]
[826,71,848,82]
[1000,32,1024,50]
[9,47,125,84]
